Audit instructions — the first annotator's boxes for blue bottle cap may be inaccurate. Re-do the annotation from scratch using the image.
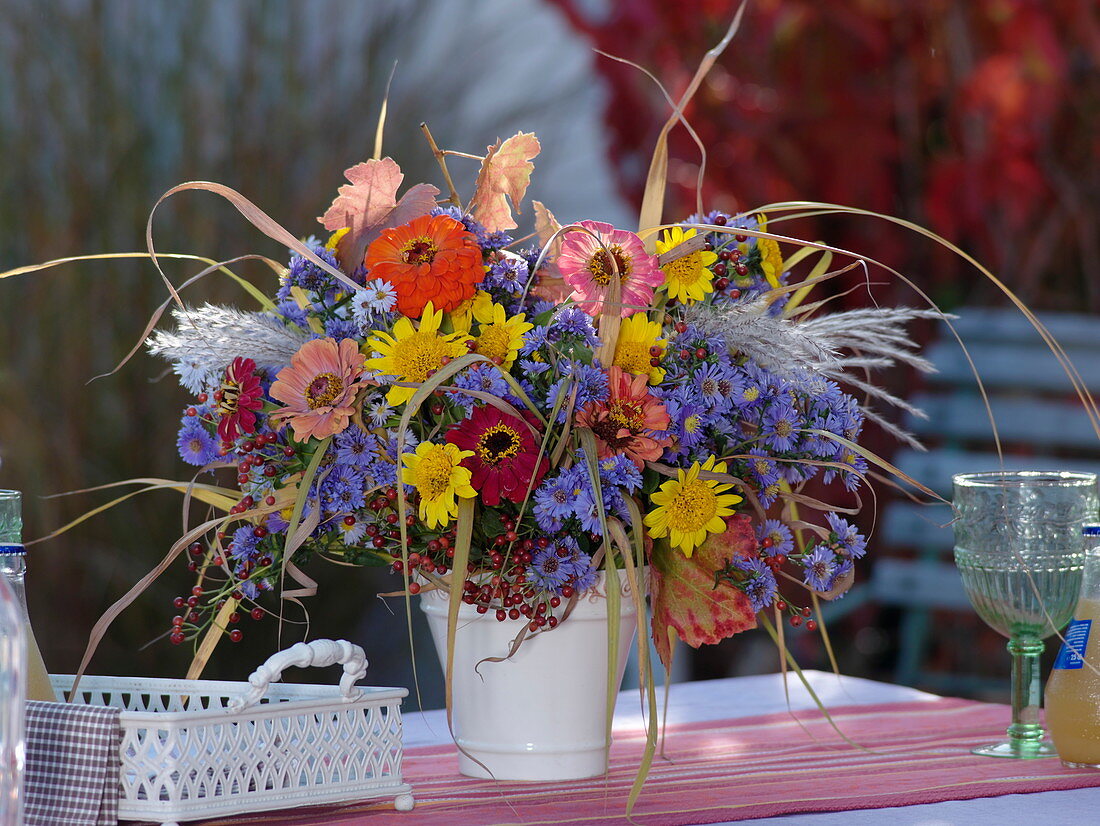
[0,543,25,555]
[1084,525,1100,536]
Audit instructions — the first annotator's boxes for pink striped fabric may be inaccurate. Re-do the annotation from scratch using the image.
[189,697,1100,826]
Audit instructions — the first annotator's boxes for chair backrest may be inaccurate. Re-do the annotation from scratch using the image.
[870,307,1100,690]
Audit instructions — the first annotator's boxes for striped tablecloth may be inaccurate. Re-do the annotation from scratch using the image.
[185,683,1100,826]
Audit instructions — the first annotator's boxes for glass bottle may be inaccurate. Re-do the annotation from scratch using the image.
[0,491,56,702]
[0,572,26,826]
[1047,524,1100,768]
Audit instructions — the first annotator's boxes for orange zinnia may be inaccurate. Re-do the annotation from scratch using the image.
[364,214,484,318]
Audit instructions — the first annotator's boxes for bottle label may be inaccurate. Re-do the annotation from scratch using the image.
[1054,619,1092,669]
[0,542,25,555]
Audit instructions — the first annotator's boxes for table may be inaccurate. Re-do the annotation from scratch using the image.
[397,669,1100,826]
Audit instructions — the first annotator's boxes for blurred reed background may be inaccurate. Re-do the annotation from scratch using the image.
[0,0,628,692]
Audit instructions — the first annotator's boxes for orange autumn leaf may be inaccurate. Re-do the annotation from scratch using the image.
[650,513,757,672]
[469,132,541,232]
[318,157,439,272]
[531,199,568,302]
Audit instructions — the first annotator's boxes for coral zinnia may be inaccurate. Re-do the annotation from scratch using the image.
[366,302,470,407]
[558,220,662,318]
[401,441,477,529]
[214,357,264,442]
[656,225,717,304]
[576,366,671,469]
[644,455,743,558]
[446,406,548,506]
[268,338,366,442]
[612,314,666,384]
[364,213,484,318]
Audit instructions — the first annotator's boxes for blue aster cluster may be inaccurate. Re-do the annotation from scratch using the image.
[533,452,642,539]
[528,536,599,596]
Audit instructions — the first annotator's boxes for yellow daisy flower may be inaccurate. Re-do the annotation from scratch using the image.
[644,455,743,558]
[755,214,784,288]
[365,301,469,406]
[613,314,667,384]
[401,441,477,529]
[448,290,494,335]
[468,299,533,369]
[656,226,718,305]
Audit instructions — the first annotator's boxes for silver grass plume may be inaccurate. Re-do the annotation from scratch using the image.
[682,299,947,450]
[146,304,310,383]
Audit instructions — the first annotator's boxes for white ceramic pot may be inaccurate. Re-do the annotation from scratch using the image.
[420,568,644,781]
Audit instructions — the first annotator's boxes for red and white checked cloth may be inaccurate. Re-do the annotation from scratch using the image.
[24,700,121,826]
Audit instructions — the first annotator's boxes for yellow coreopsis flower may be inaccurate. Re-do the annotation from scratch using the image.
[644,455,742,558]
[755,214,784,288]
[612,313,667,384]
[365,301,469,406]
[401,441,477,529]
[656,225,718,305]
[468,299,533,369]
[448,290,494,335]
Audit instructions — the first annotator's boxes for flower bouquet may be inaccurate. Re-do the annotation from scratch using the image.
[20,16,948,796]
[130,112,938,774]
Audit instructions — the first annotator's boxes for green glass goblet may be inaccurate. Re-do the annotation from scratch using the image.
[952,470,1099,758]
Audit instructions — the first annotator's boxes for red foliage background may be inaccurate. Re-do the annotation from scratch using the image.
[551,0,1099,311]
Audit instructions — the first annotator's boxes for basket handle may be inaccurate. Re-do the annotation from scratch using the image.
[229,639,368,712]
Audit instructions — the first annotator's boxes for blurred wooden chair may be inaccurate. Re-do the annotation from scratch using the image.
[838,307,1100,692]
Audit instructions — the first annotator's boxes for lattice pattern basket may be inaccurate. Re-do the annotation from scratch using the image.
[52,639,414,825]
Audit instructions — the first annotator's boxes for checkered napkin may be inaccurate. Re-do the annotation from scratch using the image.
[24,700,121,826]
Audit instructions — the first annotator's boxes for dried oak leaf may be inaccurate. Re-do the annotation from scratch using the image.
[650,514,757,672]
[469,132,541,233]
[318,157,439,272]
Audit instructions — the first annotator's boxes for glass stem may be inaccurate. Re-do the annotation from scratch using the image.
[1007,635,1046,749]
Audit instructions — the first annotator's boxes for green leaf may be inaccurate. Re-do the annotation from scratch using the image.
[649,514,757,671]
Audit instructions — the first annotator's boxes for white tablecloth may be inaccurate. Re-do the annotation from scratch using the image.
[403,669,1100,826]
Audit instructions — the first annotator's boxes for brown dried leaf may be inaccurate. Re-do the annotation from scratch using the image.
[318,157,439,271]
[470,132,541,232]
[650,514,757,671]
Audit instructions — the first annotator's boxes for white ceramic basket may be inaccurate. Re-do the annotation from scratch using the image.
[52,639,414,825]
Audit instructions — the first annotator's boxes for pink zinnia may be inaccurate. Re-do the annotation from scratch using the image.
[269,338,367,442]
[575,366,672,469]
[215,357,263,443]
[558,220,662,318]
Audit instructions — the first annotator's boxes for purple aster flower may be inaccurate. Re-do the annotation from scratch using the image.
[452,364,513,411]
[273,299,310,331]
[324,317,359,339]
[519,325,551,356]
[177,419,219,466]
[756,519,795,556]
[734,556,778,612]
[562,547,599,594]
[239,580,261,600]
[483,257,530,291]
[334,426,376,469]
[532,472,579,532]
[277,244,340,300]
[519,358,552,376]
[547,361,609,422]
[826,512,867,559]
[802,546,837,592]
[761,398,801,453]
[693,362,734,411]
[550,306,601,347]
[599,454,642,492]
[827,557,855,594]
[530,544,572,591]
[229,525,261,562]
[321,465,367,515]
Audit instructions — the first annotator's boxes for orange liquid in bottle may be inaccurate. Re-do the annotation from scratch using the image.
[1046,597,1100,766]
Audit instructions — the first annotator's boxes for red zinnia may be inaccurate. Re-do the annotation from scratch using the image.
[576,366,672,469]
[364,214,484,318]
[215,357,264,442]
[446,406,548,506]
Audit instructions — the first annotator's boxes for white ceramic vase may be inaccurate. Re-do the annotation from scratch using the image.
[420,569,644,781]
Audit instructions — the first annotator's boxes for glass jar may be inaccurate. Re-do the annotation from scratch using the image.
[1046,524,1100,768]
